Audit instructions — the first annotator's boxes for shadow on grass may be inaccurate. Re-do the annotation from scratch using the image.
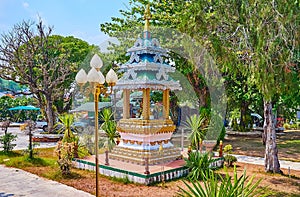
[44,170,83,181]
[23,156,53,167]
[0,151,22,157]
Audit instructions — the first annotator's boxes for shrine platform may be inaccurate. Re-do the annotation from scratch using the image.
[72,152,224,185]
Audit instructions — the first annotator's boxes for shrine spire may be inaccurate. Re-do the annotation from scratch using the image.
[143,4,151,39]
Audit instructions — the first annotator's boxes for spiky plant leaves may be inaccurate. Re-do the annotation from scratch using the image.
[177,166,266,197]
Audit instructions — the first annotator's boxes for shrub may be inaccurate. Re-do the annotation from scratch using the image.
[177,166,265,197]
[283,123,290,130]
[55,141,74,175]
[185,152,213,180]
[0,133,17,153]
[224,155,237,167]
[223,144,237,167]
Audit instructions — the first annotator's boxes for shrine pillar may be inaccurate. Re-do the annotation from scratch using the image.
[163,89,170,119]
[123,89,130,119]
[142,88,150,120]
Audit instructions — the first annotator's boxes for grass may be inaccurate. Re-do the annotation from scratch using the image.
[42,169,83,180]
[108,175,132,185]
[278,140,300,149]
[0,148,56,167]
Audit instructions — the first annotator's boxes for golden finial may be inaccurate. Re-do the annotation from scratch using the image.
[144,4,151,32]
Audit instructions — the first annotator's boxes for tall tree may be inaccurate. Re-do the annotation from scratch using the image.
[0,20,94,131]
[100,0,299,173]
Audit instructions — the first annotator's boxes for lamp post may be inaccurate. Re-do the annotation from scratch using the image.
[75,54,118,197]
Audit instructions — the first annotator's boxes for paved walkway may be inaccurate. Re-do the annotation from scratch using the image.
[0,127,57,151]
[0,165,93,197]
[233,154,300,171]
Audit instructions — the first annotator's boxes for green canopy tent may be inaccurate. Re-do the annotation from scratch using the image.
[8,105,40,122]
[9,105,40,111]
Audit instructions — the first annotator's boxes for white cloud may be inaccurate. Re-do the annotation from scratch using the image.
[22,2,29,9]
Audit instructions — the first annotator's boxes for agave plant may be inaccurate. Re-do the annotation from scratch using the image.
[185,151,214,180]
[178,166,265,197]
[185,114,207,150]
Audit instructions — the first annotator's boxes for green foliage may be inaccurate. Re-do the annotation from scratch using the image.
[57,113,76,142]
[223,144,237,167]
[0,20,96,131]
[185,152,213,180]
[100,108,118,151]
[283,123,290,130]
[0,133,17,153]
[223,144,233,154]
[224,155,237,167]
[177,166,265,197]
[217,126,226,145]
[109,176,132,184]
[186,114,207,150]
[76,144,90,159]
[54,141,74,175]
[0,96,35,121]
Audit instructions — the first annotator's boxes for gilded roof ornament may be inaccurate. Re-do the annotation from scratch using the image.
[144,4,151,32]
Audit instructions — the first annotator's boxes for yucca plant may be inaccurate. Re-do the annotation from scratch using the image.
[185,152,213,180]
[177,166,266,197]
[100,108,119,151]
[186,114,207,150]
[56,113,76,143]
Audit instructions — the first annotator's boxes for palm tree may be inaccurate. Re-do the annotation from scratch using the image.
[100,108,119,151]
[186,114,207,151]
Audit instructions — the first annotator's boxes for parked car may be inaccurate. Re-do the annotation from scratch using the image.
[35,120,48,131]
[251,113,263,127]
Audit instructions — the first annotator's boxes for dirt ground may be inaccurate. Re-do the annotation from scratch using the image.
[24,162,300,197]
[20,130,300,197]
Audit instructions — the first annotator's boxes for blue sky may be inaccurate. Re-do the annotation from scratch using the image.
[0,0,129,45]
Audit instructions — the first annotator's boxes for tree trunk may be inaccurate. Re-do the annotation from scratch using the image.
[263,100,281,173]
[45,96,55,132]
[187,72,210,108]
[240,101,250,132]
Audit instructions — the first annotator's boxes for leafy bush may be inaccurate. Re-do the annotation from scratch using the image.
[0,133,17,153]
[185,152,213,180]
[223,144,233,153]
[178,166,265,197]
[224,155,237,167]
[283,123,290,130]
[55,141,74,175]
[223,144,237,167]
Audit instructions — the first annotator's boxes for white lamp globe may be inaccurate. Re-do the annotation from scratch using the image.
[75,69,87,85]
[106,69,118,85]
[90,54,103,71]
[87,67,102,84]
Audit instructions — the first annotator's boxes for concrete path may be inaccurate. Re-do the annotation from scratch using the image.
[233,154,300,171]
[0,127,57,151]
[0,165,94,197]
